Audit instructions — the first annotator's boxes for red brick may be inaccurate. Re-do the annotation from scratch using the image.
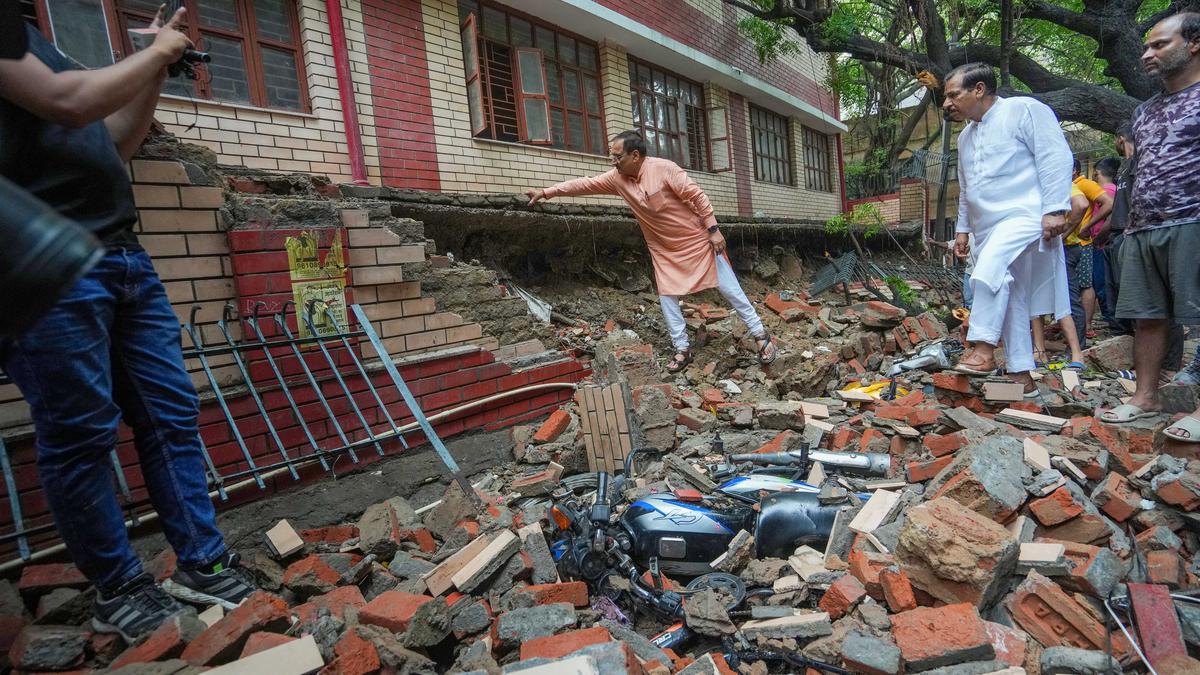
[879,566,917,612]
[982,621,1027,668]
[520,626,612,660]
[932,372,973,394]
[860,428,887,452]
[907,408,942,427]
[109,615,194,669]
[1028,486,1085,526]
[521,581,589,608]
[282,555,341,594]
[830,427,861,451]
[817,574,867,619]
[891,603,993,671]
[291,585,367,623]
[923,431,967,457]
[847,549,891,599]
[398,526,437,554]
[533,409,571,443]
[1006,571,1132,662]
[358,591,433,633]
[889,434,909,456]
[320,628,381,675]
[181,591,291,666]
[18,563,88,594]
[1146,549,1186,588]
[701,388,725,406]
[1156,477,1200,511]
[907,456,954,482]
[299,526,359,545]
[1090,472,1141,522]
[1082,418,1148,474]
[240,632,296,659]
[752,430,800,454]
[877,405,914,421]
[893,390,926,407]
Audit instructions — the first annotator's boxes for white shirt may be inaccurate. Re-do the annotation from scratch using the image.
[954,97,1073,293]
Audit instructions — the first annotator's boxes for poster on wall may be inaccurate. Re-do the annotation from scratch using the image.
[285,230,348,338]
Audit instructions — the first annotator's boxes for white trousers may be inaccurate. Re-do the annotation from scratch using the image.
[967,244,1036,373]
[659,254,765,350]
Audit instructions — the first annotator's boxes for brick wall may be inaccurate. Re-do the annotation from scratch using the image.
[154,0,380,184]
[0,160,588,561]
[748,110,842,219]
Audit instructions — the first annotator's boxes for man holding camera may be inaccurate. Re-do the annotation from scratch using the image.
[0,6,254,641]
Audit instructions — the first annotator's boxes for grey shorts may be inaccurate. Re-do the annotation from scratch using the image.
[1115,224,1200,323]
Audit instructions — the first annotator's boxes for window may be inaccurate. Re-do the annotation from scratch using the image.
[628,59,708,170]
[458,0,606,154]
[32,0,308,111]
[803,126,833,192]
[749,105,792,185]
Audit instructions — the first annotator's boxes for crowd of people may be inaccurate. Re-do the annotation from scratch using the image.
[949,11,1200,439]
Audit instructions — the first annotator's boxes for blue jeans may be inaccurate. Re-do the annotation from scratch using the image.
[962,270,974,309]
[1092,246,1111,323]
[1,248,225,593]
[1064,244,1088,348]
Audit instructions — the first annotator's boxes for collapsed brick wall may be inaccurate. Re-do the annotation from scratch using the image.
[0,152,588,562]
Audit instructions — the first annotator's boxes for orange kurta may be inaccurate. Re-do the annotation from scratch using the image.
[544,157,718,296]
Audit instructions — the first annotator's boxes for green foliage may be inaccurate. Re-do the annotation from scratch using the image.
[884,274,920,307]
[738,15,804,64]
[825,202,885,239]
[845,147,888,179]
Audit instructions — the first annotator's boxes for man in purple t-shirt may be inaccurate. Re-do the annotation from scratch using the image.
[1101,12,1200,437]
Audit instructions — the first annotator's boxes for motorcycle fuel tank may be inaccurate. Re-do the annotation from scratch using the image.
[620,494,753,577]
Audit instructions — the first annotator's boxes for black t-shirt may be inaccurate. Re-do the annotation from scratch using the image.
[1109,158,1135,233]
[0,25,137,244]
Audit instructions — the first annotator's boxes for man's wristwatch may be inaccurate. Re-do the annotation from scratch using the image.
[707,225,720,234]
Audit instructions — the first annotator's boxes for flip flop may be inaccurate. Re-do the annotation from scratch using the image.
[1098,403,1159,424]
[954,357,997,376]
[1110,369,1136,380]
[1164,416,1200,443]
[756,331,778,366]
[1065,361,1086,371]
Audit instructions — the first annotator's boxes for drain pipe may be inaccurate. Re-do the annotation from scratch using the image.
[325,0,369,185]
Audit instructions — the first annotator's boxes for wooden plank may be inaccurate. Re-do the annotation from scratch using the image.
[206,635,323,675]
[800,401,830,419]
[1061,370,1081,391]
[664,454,717,491]
[601,385,622,473]
[1020,542,1065,563]
[1023,438,1052,472]
[264,519,304,558]
[451,530,520,592]
[1052,456,1089,484]
[836,389,876,402]
[996,408,1068,431]
[423,532,493,596]
[892,424,920,438]
[806,461,826,487]
[984,381,1025,402]
[848,489,900,535]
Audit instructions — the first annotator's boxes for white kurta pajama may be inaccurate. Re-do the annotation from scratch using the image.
[956,97,1073,373]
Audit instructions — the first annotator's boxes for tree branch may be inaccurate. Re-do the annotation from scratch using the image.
[1019,0,1100,37]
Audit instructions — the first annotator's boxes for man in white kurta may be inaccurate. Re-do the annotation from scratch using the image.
[946,63,1073,393]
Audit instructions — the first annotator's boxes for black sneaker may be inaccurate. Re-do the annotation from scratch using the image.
[162,551,256,609]
[93,573,186,642]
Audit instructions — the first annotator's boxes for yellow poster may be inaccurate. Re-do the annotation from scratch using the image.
[285,230,347,338]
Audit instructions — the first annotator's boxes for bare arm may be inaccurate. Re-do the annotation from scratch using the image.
[0,7,189,141]
[1083,191,1113,230]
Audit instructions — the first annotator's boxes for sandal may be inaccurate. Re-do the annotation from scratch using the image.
[666,349,693,373]
[1164,416,1200,443]
[1098,403,1159,424]
[756,331,779,366]
[954,351,997,376]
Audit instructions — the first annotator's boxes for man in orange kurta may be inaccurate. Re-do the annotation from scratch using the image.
[526,131,777,372]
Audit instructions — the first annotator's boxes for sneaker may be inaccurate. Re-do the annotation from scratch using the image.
[162,551,257,610]
[93,573,186,642]
[1175,362,1200,386]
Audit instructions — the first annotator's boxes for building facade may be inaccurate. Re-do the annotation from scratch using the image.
[24,0,846,219]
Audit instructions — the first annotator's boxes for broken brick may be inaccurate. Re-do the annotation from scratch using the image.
[1146,549,1186,588]
[817,574,867,620]
[831,427,862,451]
[1028,486,1085,526]
[299,526,359,545]
[1090,472,1141,522]
[181,591,291,666]
[907,409,942,427]
[1006,571,1132,662]
[533,409,571,443]
[321,627,381,675]
[879,566,917,613]
[519,581,589,608]
[291,585,367,623]
[359,591,433,633]
[847,549,891,599]
[1050,540,1127,598]
[983,621,1028,668]
[1155,474,1200,511]
[923,431,967,457]
[109,614,204,670]
[239,632,296,659]
[520,626,611,660]
[907,456,954,482]
[282,554,342,598]
[890,603,994,671]
[17,563,88,595]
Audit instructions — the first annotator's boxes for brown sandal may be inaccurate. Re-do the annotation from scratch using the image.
[953,351,997,376]
[756,331,778,366]
[666,349,693,373]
